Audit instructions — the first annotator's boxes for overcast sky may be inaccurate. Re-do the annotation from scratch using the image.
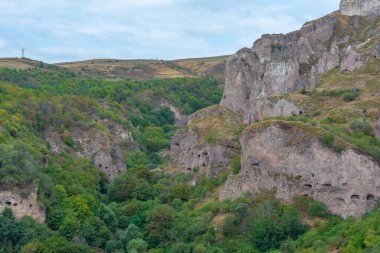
[0,0,340,63]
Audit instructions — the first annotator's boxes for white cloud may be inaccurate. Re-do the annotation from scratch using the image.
[0,0,342,62]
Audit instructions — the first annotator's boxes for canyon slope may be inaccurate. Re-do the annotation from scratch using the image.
[171,0,380,218]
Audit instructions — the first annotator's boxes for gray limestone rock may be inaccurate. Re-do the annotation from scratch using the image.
[340,0,380,16]
[0,187,45,223]
[221,14,340,123]
[220,122,380,218]
[170,106,242,178]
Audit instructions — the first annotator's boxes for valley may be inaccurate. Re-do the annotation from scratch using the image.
[0,0,380,252]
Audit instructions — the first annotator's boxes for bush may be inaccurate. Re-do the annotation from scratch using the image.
[308,201,329,218]
[205,131,218,144]
[320,133,334,148]
[127,238,148,253]
[350,119,373,136]
[342,92,356,101]
[252,203,307,251]
[222,215,241,236]
[231,156,241,175]
[280,240,297,253]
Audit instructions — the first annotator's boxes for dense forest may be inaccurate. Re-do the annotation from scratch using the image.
[0,65,380,253]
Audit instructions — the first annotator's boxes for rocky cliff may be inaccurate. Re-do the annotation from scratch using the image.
[45,123,132,180]
[0,187,45,222]
[220,121,380,218]
[169,0,380,219]
[221,3,380,123]
[340,0,380,16]
[170,106,243,178]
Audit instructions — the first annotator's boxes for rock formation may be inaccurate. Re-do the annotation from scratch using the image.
[171,106,242,178]
[0,187,45,222]
[45,124,132,180]
[220,121,380,218]
[340,0,380,16]
[220,3,380,124]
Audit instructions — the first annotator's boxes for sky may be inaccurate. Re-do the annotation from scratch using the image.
[0,0,340,63]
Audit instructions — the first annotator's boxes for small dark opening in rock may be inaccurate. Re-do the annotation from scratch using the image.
[13,203,17,206]
[30,204,33,208]
[342,183,347,186]
[187,168,192,171]
[225,164,229,168]
[118,170,121,173]
[202,163,206,167]
[367,194,375,201]
[304,184,312,188]
[203,152,208,156]
[251,161,260,166]
[188,148,191,151]
[6,201,11,206]
[304,194,309,197]
[296,175,302,179]
[99,164,102,168]
[198,155,201,157]
[351,194,360,200]
[174,142,180,146]
[322,183,332,187]
[299,111,303,115]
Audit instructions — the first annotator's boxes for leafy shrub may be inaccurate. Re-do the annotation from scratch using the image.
[252,203,307,251]
[342,91,356,101]
[350,119,373,136]
[280,240,297,253]
[320,133,334,148]
[231,156,241,175]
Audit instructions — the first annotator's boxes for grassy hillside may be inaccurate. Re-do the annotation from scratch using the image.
[0,51,379,253]
[57,55,229,81]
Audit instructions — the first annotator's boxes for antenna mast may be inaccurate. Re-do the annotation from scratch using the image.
[22,48,25,58]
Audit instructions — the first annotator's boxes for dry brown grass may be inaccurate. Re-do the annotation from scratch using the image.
[57,56,228,80]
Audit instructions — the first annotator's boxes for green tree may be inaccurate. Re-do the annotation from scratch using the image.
[127,239,148,253]
[145,205,175,247]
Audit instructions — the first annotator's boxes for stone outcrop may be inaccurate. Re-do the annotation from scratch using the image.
[220,7,380,124]
[0,187,45,223]
[220,121,380,218]
[221,14,341,123]
[171,106,242,178]
[340,0,380,16]
[45,124,132,180]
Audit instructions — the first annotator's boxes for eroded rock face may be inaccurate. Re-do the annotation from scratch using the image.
[221,14,343,123]
[220,122,380,218]
[171,106,242,178]
[0,187,45,223]
[45,124,131,180]
[340,0,380,16]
